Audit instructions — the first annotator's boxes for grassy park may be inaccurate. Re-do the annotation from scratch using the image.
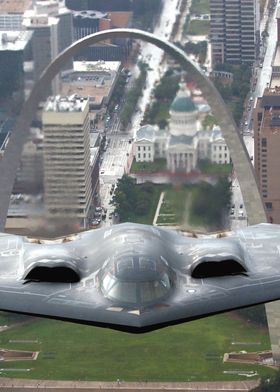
[130,158,167,173]
[0,314,274,381]
[190,0,209,14]
[187,20,210,36]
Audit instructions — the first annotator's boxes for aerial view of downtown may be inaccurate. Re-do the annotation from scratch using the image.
[0,0,279,390]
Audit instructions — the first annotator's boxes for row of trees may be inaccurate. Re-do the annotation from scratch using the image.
[120,63,148,130]
[213,64,252,124]
[133,0,163,30]
[190,177,231,230]
[110,175,156,222]
[237,304,268,327]
[111,175,232,230]
[253,372,280,391]
[108,73,127,113]
[183,41,208,64]
[143,69,180,128]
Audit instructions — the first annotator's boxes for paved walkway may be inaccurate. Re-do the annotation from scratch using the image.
[152,191,165,226]
[0,378,260,391]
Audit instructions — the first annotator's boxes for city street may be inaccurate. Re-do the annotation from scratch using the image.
[98,0,184,226]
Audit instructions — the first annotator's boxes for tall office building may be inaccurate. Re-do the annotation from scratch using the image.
[23,1,73,93]
[0,30,32,104]
[254,88,280,223]
[42,96,93,227]
[210,0,260,65]
[253,6,280,363]
[253,8,280,224]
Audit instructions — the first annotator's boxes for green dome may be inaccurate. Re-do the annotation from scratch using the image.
[170,96,196,113]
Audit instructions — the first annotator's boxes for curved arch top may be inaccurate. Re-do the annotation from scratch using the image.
[0,28,266,230]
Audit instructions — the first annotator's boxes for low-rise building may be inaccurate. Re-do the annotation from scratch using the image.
[60,60,121,112]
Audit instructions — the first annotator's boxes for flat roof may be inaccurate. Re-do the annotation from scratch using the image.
[0,30,32,51]
[44,95,88,113]
[73,60,121,73]
[271,77,280,89]
[0,0,32,13]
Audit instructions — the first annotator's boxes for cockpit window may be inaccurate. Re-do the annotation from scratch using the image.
[100,257,173,305]
[140,273,171,303]
[139,257,156,271]
[108,280,137,304]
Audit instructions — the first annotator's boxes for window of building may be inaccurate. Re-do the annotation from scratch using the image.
[143,153,146,158]
[148,146,151,151]
[138,154,141,159]
[138,146,141,151]
[143,146,146,151]
[261,138,267,147]
[265,202,273,210]
[219,146,222,151]
[224,146,227,151]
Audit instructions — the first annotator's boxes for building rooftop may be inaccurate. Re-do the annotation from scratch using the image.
[73,10,107,19]
[0,0,32,13]
[261,108,280,134]
[261,94,280,108]
[23,10,59,27]
[0,30,33,51]
[109,11,132,28]
[73,60,121,73]
[136,125,157,142]
[61,61,120,107]
[44,95,88,113]
[170,96,196,113]
[270,77,280,89]
[169,134,193,146]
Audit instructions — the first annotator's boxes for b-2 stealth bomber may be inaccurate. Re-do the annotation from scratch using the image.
[0,222,279,332]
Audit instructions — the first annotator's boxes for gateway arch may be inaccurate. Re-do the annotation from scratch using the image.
[0,28,278,359]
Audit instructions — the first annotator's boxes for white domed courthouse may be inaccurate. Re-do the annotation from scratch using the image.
[134,83,230,173]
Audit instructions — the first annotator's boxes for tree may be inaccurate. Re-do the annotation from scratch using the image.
[252,371,280,391]
[191,178,231,229]
[110,175,157,222]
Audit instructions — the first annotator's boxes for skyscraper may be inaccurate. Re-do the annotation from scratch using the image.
[210,0,259,65]
[253,8,280,224]
[42,96,93,227]
[23,1,73,93]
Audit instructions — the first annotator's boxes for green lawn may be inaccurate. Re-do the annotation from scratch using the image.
[198,160,233,175]
[190,0,209,15]
[187,20,210,35]
[156,186,199,228]
[130,158,167,173]
[0,313,274,381]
